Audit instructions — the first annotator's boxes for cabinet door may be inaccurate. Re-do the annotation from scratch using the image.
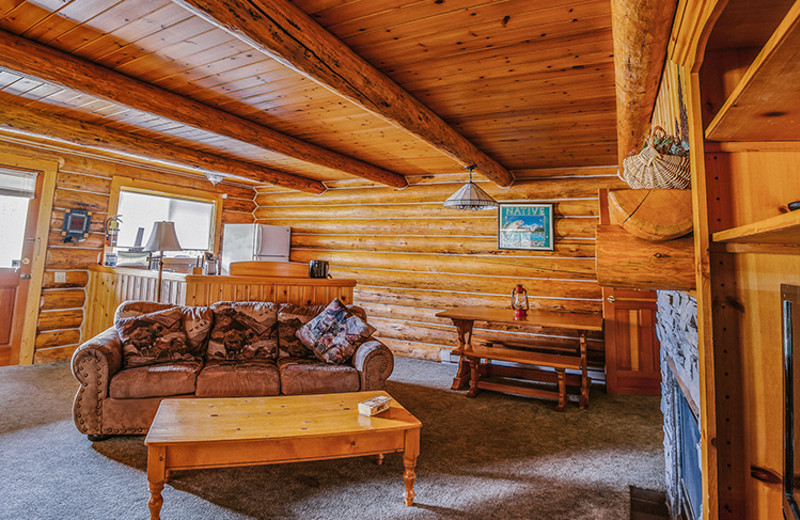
[602,287,661,394]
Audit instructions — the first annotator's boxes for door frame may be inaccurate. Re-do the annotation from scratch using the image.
[0,149,60,365]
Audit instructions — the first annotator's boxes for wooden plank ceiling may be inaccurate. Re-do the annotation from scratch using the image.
[0,0,616,190]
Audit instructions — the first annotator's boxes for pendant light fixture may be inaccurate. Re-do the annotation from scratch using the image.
[443,165,498,211]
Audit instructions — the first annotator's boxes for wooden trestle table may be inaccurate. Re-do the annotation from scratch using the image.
[144,391,421,519]
[435,308,604,410]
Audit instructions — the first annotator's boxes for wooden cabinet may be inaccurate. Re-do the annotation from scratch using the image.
[602,287,661,395]
[691,2,800,518]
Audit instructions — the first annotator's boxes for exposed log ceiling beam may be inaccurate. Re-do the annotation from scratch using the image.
[0,29,406,189]
[611,0,678,166]
[0,97,326,194]
[171,0,515,188]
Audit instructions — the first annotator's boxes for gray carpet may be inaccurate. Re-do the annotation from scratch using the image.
[0,357,664,519]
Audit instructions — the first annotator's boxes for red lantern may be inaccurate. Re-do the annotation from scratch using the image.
[511,284,529,319]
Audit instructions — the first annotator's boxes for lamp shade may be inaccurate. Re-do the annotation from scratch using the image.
[143,221,183,252]
[443,181,498,210]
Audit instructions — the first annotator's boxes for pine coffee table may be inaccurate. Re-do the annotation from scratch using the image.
[144,391,421,520]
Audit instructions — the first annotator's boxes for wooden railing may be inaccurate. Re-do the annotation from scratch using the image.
[82,266,356,340]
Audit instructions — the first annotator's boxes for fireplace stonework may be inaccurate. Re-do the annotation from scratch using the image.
[656,290,701,519]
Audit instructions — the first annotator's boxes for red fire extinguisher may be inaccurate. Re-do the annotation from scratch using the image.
[105,215,122,247]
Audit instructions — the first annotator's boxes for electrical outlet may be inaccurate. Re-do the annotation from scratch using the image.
[54,271,66,284]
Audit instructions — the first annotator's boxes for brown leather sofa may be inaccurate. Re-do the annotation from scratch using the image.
[71,300,394,440]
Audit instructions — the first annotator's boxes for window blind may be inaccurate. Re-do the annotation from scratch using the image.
[0,166,37,199]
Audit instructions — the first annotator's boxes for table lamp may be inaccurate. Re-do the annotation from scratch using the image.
[143,221,183,301]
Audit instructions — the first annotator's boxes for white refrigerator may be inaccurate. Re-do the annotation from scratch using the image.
[220,224,291,274]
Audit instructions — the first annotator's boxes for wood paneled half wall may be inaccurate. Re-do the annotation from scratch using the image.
[255,169,626,372]
[0,138,256,364]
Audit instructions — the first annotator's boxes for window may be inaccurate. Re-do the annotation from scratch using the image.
[108,177,222,264]
[0,167,37,268]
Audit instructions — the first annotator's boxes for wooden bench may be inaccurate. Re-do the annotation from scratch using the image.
[461,339,589,411]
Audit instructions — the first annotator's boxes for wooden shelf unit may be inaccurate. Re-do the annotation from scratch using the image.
[705,2,800,141]
[711,210,800,244]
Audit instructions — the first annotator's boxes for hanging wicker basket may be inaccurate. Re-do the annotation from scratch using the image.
[621,127,691,189]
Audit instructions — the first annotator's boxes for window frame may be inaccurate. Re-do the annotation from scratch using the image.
[107,176,223,257]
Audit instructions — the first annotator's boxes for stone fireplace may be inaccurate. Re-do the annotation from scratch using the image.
[656,290,702,519]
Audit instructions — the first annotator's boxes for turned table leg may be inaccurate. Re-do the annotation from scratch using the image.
[147,445,166,520]
[376,453,385,465]
[403,428,420,506]
[450,319,474,390]
[556,369,567,411]
[466,356,481,398]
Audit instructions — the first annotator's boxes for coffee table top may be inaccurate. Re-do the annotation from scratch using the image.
[145,391,420,445]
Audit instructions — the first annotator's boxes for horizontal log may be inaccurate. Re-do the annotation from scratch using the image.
[596,225,695,290]
[254,200,598,220]
[35,329,81,348]
[59,155,257,200]
[51,209,107,234]
[344,267,601,299]
[377,338,442,361]
[354,287,601,315]
[290,250,597,280]
[56,170,112,193]
[37,308,83,331]
[41,269,89,289]
[265,216,598,238]
[222,211,255,225]
[255,177,627,206]
[53,187,109,212]
[40,289,85,310]
[291,234,596,257]
[222,197,256,213]
[371,319,457,348]
[359,302,604,342]
[46,248,101,270]
[48,230,105,250]
[33,345,79,363]
[608,189,693,241]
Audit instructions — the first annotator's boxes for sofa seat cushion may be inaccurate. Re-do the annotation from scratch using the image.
[196,360,280,397]
[109,361,202,399]
[277,357,360,395]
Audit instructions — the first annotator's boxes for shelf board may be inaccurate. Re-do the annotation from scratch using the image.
[705,2,800,141]
[712,211,800,244]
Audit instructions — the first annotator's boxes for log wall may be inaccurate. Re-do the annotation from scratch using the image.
[0,139,256,364]
[255,170,626,364]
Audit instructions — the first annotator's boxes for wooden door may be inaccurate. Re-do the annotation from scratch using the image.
[602,287,661,394]
[0,178,41,366]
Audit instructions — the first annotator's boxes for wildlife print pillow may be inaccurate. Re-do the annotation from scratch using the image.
[115,307,196,367]
[207,301,278,360]
[296,298,376,364]
[277,304,326,359]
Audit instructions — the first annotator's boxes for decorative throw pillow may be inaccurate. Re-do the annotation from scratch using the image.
[296,298,376,364]
[207,301,278,360]
[277,304,326,359]
[115,306,196,367]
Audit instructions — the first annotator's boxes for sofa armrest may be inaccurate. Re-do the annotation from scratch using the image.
[352,339,394,391]
[71,327,123,434]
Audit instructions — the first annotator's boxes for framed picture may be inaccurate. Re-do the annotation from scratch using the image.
[497,203,554,251]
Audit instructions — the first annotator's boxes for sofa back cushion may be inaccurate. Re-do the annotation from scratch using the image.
[207,301,278,360]
[277,304,326,359]
[296,298,376,364]
[115,304,198,368]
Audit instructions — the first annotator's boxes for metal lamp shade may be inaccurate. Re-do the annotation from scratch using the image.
[143,221,183,252]
[443,181,498,211]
